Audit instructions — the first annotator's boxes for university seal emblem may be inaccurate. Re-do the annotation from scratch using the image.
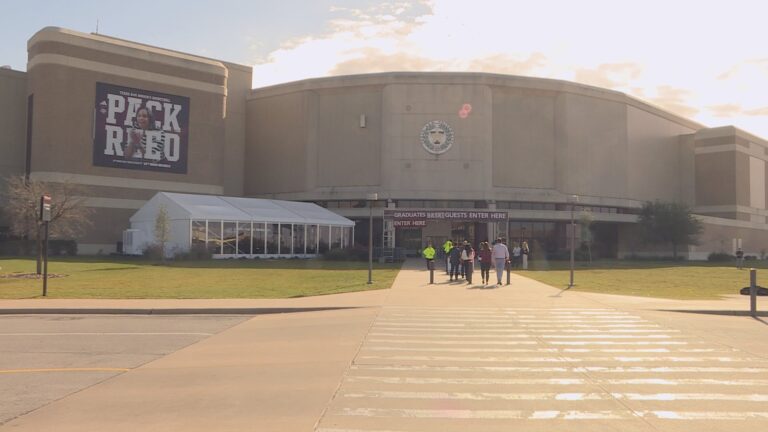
[420,120,454,155]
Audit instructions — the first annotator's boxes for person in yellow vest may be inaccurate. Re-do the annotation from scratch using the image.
[442,239,453,273]
[422,242,436,270]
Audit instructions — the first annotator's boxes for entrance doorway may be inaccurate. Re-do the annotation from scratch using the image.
[450,222,487,247]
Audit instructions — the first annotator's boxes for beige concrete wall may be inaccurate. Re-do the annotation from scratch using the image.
[244,91,309,195]
[0,68,27,183]
[555,93,628,199]
[221,62,252,196]
[0,68,27,227]
[316,86,382,188]
[381,83,493,199]
[695,218,768,258]
[696,152,735,205]
[626,107,697,203]
[491,87,556,190]
[24,27,236,250]
[246,73,706,210]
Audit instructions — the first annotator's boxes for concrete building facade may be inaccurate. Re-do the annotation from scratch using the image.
[1,27,766,259]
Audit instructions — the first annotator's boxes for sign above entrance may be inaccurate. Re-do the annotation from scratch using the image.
[385,210,507,222]
[420,120,454,155]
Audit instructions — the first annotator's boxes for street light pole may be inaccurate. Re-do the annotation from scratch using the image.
[568,195,579,288]
[367,193,378,284]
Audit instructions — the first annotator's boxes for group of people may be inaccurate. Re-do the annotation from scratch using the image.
[422,238,530,286]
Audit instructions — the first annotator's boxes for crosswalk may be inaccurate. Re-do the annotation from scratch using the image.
[315,307,768,431]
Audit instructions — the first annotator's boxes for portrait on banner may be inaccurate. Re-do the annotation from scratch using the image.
[93,83,190,173]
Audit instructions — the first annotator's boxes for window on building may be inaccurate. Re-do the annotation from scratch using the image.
[253,222,266,254]
[267,224,279,254]
[222,222,237,255]
[191,220,206,248]
[307,225,318,254]
[319,225,330,253]
[280,224,292,254]
[237,222,251,254]
[294,224,306,254]
[207,221,222,254]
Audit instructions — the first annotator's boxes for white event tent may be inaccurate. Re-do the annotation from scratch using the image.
[124,192,355,258]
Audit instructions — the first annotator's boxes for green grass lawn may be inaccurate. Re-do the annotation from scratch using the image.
[0,257,401,299]
[516,259,767,300]
[2,256,763,300]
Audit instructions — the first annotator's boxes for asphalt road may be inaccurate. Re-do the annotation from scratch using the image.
[0,314,250,425]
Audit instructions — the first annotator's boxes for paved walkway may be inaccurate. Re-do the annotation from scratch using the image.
[2,259,767,431]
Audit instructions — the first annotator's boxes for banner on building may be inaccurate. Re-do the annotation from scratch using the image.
[93,83,190,173]
[385,210,507,226]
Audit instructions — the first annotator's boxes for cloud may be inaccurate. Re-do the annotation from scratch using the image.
[708,104,743,118]
[252,2,430,87]
[574,62,643,90]
[744,107,768,116]
[717,58,768,80]
[329,48,441,75]
[648,85,699,118]
[466,53,548,76]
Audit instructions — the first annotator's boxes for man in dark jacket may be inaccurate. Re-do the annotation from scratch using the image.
[448,243,463,281]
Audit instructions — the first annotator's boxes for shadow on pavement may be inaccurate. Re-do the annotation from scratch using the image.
[657,309,768,325]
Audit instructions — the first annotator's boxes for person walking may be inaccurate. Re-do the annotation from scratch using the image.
[736,247,745,270]
[478,241,492,285]
[491,237,510,285]
[461,242,475,284]
[442,239,453,274]
[511,243,522,268]
[422,242,436,270]
[521,241,530,270]
[448,242,462,281]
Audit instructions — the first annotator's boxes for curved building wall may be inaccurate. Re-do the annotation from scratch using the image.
[4,27,766,258]
[245,73,700,208]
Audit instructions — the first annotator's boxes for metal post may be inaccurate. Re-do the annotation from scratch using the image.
[750,268,757,318]
[429,260,434,284]
[367,193,377,284]
[43,221,49,296]
[506,260,511,285]
[368,203,373,284]
[568,195,578,288]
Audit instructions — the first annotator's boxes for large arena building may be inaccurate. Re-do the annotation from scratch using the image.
[1,27,766,259]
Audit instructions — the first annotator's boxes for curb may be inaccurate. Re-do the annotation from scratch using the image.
[0,306,368,315]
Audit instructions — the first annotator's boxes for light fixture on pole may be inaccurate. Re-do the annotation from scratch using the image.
[367,193,378,284]
[567,195,579,288]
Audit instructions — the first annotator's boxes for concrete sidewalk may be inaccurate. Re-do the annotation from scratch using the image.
[2,258,767,431]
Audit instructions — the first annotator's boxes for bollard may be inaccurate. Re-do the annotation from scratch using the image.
[429,260,434,284]
[750,268,757,318]
[506,261,511,286]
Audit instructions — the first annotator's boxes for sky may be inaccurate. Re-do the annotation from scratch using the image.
[2,0,768,139]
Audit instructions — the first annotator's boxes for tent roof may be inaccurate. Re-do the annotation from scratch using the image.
[130,192,355,226]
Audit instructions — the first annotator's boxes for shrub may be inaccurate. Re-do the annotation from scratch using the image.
[142,243,164,261]
[49,240,77,256]
[0,239,76,256]
[707,252,733,262]
[322,247,368,261]
[0,240,35,256]
[174,243,213,260]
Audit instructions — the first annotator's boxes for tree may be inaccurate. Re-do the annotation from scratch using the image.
[154,204,171,262]
[637,200,703,259]
[2,175,93,273]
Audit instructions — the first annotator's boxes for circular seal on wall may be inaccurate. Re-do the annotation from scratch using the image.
[420,120,454,155]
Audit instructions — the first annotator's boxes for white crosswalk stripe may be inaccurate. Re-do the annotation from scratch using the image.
[315,307,768,431]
